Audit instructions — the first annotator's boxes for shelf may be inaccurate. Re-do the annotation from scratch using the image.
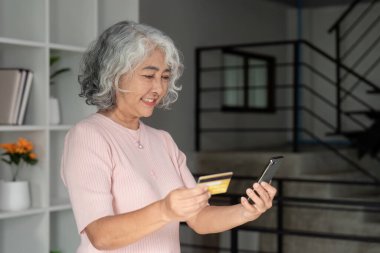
[49,125,72,131]
[49,198,72,212]
[0,1,139,252]
[0,207,45,220]
[0,37,46,48]
[0,125,46,131]
[0,44,48,125]
[49,43,87,53]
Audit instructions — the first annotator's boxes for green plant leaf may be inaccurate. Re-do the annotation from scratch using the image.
[50,68,71,83]
[1,158,11,164]
[50,55,60,66]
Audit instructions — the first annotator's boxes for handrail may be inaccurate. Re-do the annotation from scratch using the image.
[200,58,377,111]
[195,39,380,181]
[302,40,380,90]
[196,128,380,181]
[340,0,378,40]
[328,0,380,105]
[184,175,380,252]
[229,175,380,186]
[196,39,379,91]
[302,62,376,110]
[342,54,380,101]
[328,0,363,33]
[302,128,379,182]
[341,14,380,60]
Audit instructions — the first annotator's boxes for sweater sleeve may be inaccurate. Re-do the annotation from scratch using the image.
[160,131,196,188]
[61,123,115,233]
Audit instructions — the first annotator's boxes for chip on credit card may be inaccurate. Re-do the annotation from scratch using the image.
[197,172,233,195]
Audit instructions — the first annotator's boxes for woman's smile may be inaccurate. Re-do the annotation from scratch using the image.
[141,97,157,107]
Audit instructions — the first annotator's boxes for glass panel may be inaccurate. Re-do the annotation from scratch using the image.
[223,54,244,107]
[248,59,268,108]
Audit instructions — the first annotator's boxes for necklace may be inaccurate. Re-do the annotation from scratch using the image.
[101,112,144,149]
[137,133,144,149]
[127,124,144,149]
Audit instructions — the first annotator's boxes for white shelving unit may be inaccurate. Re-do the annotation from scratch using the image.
[0,0,139,252]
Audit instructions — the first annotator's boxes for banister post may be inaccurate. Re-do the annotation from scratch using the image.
[277,180,284,253]
[293,41,301,152]
[335,27,342,133]
[195,49,201,151]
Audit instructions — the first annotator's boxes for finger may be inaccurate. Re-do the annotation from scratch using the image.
[251,197,267,213]
[240,197,258,212]
[246,188,264,208]
[254,184,274,210]
[247,197,255,205]
[178,190,210,210]
[182,190,209,205]
[253,183,271,202]
[260,182,277,199]
[177,186,209,199]
[181,196,209,216]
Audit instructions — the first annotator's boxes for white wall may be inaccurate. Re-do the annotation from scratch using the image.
[98,0,139,33]
[140,0,291,153]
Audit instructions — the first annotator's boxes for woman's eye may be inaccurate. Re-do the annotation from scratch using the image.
[162,76,170,80]
[143,75,154,79]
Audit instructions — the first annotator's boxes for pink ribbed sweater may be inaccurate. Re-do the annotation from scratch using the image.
[61,113,196,253]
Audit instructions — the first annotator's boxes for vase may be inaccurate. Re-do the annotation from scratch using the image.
[49,96,61,125]
[0,180,31,211]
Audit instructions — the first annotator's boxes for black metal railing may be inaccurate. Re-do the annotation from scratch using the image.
[181,175,380,253]
[195,39,379,181]
[328,0,380,126]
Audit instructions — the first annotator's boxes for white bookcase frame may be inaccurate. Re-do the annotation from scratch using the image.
[0,0,139,252]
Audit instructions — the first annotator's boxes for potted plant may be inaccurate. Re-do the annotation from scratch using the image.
[49,55,71,124]
[0,137,38,211]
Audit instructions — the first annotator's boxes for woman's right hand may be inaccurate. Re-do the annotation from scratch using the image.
[160,186,210,222]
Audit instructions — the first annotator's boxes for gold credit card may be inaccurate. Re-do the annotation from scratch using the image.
[197,172,233,195]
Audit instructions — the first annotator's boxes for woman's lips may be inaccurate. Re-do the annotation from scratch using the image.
[141,98,157,107]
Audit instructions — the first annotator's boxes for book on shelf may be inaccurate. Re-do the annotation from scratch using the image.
[0,68,34,125]
[17,71,34,125]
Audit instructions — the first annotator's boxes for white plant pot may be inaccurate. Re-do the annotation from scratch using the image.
[49,96,61,125]
[0,181,31,211]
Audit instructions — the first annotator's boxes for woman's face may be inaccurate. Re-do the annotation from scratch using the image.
[115,49,171,121]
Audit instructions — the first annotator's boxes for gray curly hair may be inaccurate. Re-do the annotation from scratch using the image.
[78,21,184,110]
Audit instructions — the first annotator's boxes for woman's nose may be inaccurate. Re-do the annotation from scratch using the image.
[152,77,164,94]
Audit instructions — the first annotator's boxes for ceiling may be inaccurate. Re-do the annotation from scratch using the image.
[268,0,369,8]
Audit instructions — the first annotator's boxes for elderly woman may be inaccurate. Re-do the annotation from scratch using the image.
[61,21,276,253]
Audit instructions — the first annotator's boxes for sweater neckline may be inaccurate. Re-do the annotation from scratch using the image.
[94,112,144,135]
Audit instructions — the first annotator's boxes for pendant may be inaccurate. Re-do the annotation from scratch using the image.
[138,142,144,149]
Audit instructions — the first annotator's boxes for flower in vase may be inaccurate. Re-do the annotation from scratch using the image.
[0,137,38,181]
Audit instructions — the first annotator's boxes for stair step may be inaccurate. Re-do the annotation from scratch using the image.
[282,206,380,237]
[245,206,380,253]
[300,169,369,181]
[326,130,363,138]
[344,110,380,119]
[367,89,380,94]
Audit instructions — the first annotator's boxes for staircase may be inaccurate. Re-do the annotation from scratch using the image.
[328,0,380,159]
[195,39,380,181]
[189,0,380,252]
[180,150,380,253]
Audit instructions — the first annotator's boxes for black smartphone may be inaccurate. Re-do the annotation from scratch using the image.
[257,156,283,183]
[247,156,283,204]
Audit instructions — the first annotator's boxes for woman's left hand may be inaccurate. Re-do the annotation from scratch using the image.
[240,182,277,221]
